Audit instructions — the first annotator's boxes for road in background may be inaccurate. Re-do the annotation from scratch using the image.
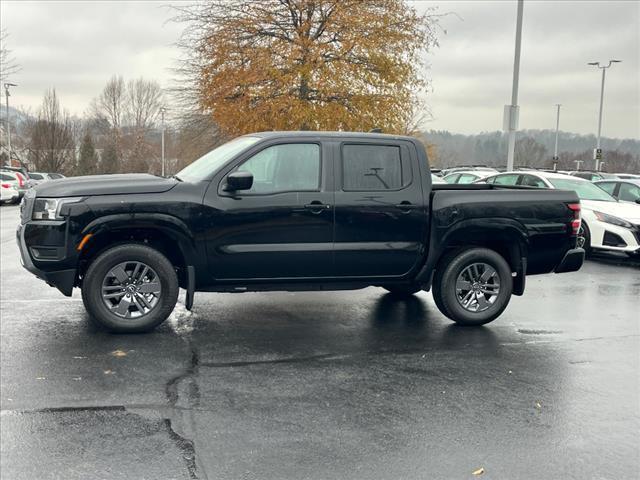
[1,204,638,479]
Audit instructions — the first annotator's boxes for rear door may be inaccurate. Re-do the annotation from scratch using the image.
[333,140,427,277]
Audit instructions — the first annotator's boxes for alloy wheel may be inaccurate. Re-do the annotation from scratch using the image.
[101,261,162,319]
[455,262,501,313]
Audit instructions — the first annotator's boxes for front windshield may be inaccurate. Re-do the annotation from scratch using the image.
[177,136,261,182]
[548,178,616,202]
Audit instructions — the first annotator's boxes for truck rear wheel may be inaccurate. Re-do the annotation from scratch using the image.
[432,247,513,326]
[81,244,179,333]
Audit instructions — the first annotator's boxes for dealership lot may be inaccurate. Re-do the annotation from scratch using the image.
[1,204,638,479]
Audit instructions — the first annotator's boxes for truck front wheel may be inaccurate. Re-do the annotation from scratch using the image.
[432,248,513,326]
[81,244,179,333]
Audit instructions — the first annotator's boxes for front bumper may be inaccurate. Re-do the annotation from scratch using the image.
[16,223,76,296]
[554,248,585,273]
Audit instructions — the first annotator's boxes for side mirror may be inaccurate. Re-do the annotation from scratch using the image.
[225,171,253,191]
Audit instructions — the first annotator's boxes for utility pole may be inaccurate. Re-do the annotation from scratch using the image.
[588,60,621,171]
[160,107,166,177]
[553,104,561,170]
[505,0,524,171]
[4,83,17,166]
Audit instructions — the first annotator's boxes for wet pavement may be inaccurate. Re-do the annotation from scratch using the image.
[1,204,638,479]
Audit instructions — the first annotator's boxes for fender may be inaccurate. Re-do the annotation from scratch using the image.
[417,217,529,291]
[80,212,200,270]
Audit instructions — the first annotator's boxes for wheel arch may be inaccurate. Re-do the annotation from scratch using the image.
[76,213,198,289]
[418,218,528,295]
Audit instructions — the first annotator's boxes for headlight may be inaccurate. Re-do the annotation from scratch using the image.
[32,197,82,220]
[593,210,634,229]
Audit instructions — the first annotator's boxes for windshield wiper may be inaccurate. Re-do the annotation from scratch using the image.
[170,175,183,182]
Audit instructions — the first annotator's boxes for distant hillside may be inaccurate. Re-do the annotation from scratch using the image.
[423,129,640,172]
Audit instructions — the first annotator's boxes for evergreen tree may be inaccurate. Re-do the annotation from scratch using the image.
[100,142,119,174]
[77,132,98,176]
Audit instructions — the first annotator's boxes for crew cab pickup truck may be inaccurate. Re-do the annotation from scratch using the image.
[17,132,584,332]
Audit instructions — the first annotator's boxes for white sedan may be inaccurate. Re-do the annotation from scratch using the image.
[1,183,19,204]
[479,171,640,258]
[443,170,494,184]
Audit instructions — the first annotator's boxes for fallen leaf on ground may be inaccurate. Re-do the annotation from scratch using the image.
[73,356,87,359]
[472,467,485,475]
[36,377,45,380]
[103,370,114,375]
[72,376,82,381]
[111,349,127,357]
[535,402,542,409]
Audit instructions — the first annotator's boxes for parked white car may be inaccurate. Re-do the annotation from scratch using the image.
[27,172,66,186]
[0,171,28,203]
[443,170,494,184]
[1,182,19,204]
[479,171,640,258]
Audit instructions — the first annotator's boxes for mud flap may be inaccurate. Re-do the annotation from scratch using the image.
[185,265,195,310]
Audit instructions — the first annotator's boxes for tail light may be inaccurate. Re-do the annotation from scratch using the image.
[568,203,581,235]
[1,183,10,189]
[15,173,25,188]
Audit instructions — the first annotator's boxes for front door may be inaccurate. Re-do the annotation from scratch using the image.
[333,140,428,277]
[204,141,334,280]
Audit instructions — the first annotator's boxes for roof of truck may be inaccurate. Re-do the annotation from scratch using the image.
[251,131,417,141]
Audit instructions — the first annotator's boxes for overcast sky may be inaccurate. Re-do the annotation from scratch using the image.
[1,0,638,138]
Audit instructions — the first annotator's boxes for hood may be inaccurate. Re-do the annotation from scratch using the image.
[583,199,640,225]
[33,174,178,198]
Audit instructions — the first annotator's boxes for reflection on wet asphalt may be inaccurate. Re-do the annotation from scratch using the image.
[1,205,639,479]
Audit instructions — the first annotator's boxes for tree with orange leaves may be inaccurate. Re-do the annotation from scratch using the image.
[174,0,439,137]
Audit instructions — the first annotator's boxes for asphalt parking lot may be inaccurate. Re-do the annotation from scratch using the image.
[1,204,638,480]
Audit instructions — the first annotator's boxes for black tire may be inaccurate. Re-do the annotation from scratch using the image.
[432,247,513,326]
[81,244,179,333]
[577,222,592,256]
[382,284,422,297]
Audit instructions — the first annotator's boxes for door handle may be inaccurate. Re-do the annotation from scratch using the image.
[304,201,331,213]
[395,201,416,213]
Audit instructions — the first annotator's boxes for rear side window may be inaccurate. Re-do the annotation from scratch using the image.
[29,173,44,180]
[596,182,616,195]
[0,173,13,181]
[521,175,546,188]
[457,174,479,184]
[493,174,519,185]
[619,183,640,202]
[342,144,409,191]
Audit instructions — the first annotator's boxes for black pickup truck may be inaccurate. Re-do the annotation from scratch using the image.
[17,132,584,332]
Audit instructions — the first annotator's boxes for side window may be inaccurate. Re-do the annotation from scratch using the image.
[342,144,409,191]
[236,143,320,194]
[444,174,460,184]
[0,174,13,181]
[521,175,546,188]
[484,176,496,184]
[458,174,479,184]
[493,174,519,186]
[597,182,617,196]
[619,183,640,202]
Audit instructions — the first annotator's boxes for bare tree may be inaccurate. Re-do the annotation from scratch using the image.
[26,89,76,173]
[515,137,547,166]
[0,29,21,83]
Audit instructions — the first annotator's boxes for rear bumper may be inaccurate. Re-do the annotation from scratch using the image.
[16,223,76,296]
[554,248,585,273]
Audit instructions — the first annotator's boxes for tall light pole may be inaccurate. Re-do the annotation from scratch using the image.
[4,83,17,166]
[160,107,166,177]
[553,104,561,170]
[588,59,621,171]
[505,0,524,171]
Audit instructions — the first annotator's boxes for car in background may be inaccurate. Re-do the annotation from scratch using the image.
[431,173,446,184]
[1,182,19,204]
[440,165,497,177]
[27,172,66,186]
[594,179,640,205]
[569,171,618,181]
[443,170,494,184]
[478,171,640,258]
[0,170,30,202]
[615,173,640,180]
